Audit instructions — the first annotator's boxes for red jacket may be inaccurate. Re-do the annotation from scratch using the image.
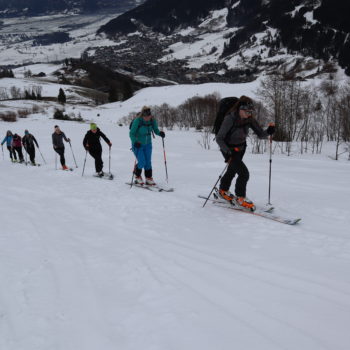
[12,135,22,148]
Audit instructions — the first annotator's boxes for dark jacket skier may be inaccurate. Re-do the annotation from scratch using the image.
[83,123,112,176]
[12,133,24,162]
[22,130,39,165]
[52,125,70,170]
[216,96,275,209]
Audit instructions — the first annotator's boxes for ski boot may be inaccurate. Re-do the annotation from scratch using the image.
[235,196,256,211]
[145,177,156,186]
[134,176,144,185]
[98,171,104,177]
[62,165,69,170]
[214,188,235,203]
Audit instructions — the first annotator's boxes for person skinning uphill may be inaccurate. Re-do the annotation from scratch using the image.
[52,125,70,170]
[216,96,275,209]
[83,123,112,177]
[129,106,165,185]
[1,131,16,162]
[12,133,24,163]
[22,129,39,165]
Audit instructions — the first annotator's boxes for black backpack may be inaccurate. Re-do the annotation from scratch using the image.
[212,97,239,135]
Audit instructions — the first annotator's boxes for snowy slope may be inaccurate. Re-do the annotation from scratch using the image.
[1,114,350,350]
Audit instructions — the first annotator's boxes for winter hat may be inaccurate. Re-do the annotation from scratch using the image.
[24,129,29,135]
[90,123,97,130]
[238,96,254,110]
[141,106,151,116]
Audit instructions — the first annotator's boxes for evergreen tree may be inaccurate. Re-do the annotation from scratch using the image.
[58,88,66,104]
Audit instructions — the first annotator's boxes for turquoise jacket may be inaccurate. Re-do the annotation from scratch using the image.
[1,135,13,147]
[129,117,161,145]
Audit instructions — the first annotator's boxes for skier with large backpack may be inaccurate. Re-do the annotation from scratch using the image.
[52,125,70,170]
[22,129,39,165]
[1,130,15,162]
[83,123,112,177]
[215,95,275,210]
[129,106,165,185]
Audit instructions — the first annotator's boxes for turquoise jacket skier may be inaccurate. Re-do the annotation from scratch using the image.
[129,106,165,185]
[130,115,161,145]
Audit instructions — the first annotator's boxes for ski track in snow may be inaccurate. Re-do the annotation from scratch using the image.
[1,119,350,350]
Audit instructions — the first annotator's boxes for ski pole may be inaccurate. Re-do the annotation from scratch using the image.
[24,146,28,165]
[202,162,229,208]
[267,136,273,205]
[37,145,46,164]
[69,141,78,168]
[1,145,4,160]
[55,151,57,170]
[130,147,139,189]
[162,138,169,183]
[82,150,87,177]
[108,145,111,175]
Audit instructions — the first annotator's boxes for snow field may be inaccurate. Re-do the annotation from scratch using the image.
[1,116,350,350]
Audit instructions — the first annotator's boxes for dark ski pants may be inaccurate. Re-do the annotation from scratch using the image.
[220,150,249,197]
[13,146,24,161]
[54,147,66,166]
[89,149,103,173]
[7,146,16,160]
[25,146,36,163]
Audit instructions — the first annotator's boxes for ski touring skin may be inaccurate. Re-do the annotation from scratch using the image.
[126,183,174,192]
[198,195,301,225]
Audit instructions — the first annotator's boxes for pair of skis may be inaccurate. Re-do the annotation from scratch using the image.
[94,172,114,180]
[126,182,174,192]
[198,192,301,225]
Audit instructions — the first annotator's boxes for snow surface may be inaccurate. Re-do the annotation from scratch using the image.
[1,112,350,350]
[1,64,350,349]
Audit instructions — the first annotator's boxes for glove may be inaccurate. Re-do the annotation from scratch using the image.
[266,123,275,135]
[108,142,112,147]
[134,142,141,149]
[224,150,232,163]
[159,131,165,138]
[84,145,89,150]
[67,138,71,142]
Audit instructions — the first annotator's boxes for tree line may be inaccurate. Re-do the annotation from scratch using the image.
[120,74,350,159]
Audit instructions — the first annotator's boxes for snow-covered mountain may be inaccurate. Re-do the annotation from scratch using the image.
[0,0,145,17]
[94,0,350,82]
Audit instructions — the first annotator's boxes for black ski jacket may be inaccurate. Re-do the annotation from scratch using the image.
[83,128,110,151]
[22,134,38,149]
[216,111,268,154]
